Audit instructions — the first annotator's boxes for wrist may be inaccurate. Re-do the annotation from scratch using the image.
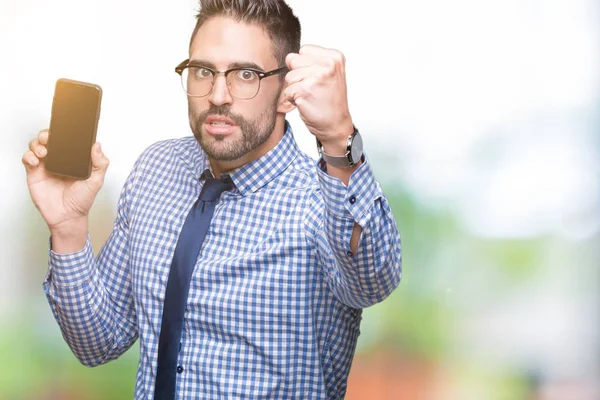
[317,124,363,169]
[315,120,354,156]
[50,217,89,254]
[319,138,349,156]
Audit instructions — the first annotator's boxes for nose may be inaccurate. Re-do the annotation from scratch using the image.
[208,73,233,107]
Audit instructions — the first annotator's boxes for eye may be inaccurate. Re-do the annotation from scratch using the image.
[235,69,258,82]
[194,67,213,79]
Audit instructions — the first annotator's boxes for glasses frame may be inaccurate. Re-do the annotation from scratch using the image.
[175,59,289,99]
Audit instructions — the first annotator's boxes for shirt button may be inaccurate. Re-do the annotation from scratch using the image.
[177,365,184,374]
[349,195,357,204]
[347,251,353,257]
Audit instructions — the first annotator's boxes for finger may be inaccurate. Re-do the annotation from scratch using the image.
[284,65,317,86]
[86,142,110,189]
[283,81,299,105]
[28,137,37,151]
[286,53,316,71]
[22,150,40,169]
[28,137,48,159]
[298,44,327,57]
[300,44,344,63]
[300,46,346,69]
[91,142,109,171]
[283,79,315,106]
[23,149,54,185]
[88,142,110,188]
[38,129,49,145]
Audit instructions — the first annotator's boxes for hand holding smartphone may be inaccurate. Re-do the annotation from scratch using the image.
[46,78,102,180]
[22,78,110,253]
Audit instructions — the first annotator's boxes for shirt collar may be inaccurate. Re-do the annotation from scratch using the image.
[175,120,299,196]
[172,134,207,181]
[227,121,298,195]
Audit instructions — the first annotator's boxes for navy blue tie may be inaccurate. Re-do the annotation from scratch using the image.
[153,172,234,400]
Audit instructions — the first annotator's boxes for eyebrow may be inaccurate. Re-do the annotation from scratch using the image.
[188,59,266,72]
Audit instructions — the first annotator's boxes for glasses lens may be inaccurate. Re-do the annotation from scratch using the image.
[227,69,260,99]
[181,67,214,97]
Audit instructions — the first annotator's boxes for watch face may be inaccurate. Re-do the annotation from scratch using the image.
[350,132,363,162]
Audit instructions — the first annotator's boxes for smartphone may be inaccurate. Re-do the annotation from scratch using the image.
[45,78,102,180]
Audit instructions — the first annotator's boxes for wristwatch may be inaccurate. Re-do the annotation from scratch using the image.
[317,127,363,167]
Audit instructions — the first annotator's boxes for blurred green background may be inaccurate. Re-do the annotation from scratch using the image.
[1,0,599,399]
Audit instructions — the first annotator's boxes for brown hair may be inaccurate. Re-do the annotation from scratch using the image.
[189,0,301,67]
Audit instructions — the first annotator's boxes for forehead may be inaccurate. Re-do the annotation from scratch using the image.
[190,16,277,70]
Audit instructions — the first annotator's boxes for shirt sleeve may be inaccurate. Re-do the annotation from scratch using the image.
[42,161,140,367]
[305,154,402,309]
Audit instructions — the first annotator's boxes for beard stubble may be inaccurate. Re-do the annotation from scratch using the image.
[190,102,278,162]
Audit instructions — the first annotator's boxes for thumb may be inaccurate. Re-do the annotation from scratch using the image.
[285,53,297,69]
[89,142,109,185]
[91,142,109,169]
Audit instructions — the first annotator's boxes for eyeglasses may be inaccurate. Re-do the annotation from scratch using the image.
[175,59,289,100]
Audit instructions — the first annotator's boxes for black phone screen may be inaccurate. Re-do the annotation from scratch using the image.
[46,79,102,180]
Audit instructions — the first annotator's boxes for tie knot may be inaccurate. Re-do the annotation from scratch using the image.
[199,176,234,202]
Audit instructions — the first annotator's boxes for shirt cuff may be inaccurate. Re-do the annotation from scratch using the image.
[316,153,383,227]
[46,234,95,287]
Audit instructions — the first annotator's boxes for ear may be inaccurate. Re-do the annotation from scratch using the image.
[276,82,297,114]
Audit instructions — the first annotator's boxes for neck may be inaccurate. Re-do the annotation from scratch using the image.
[209,115,286,178]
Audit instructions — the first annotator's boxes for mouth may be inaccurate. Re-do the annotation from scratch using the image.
[205,115,237,126]
[203,115,238,135]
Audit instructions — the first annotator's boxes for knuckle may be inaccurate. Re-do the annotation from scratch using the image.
[23,151,36,164]
[284,73,293,85]
[298,80,310,92]
[325,57,336,71]
[285,53,295,65]
[333,50,345,64]
[319,66,334,79]
[300,79,313,92]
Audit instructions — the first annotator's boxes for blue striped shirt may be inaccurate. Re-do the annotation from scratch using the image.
[43,122,402,399]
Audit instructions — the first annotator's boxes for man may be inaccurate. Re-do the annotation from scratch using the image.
[22,0,401,398]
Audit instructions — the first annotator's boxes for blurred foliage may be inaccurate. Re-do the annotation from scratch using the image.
[0,311,137,400]
[357,185,549,359]
[357,187,461,360]
[351,184,553,398]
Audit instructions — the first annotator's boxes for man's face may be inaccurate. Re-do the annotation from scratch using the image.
[188,16,283,162]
